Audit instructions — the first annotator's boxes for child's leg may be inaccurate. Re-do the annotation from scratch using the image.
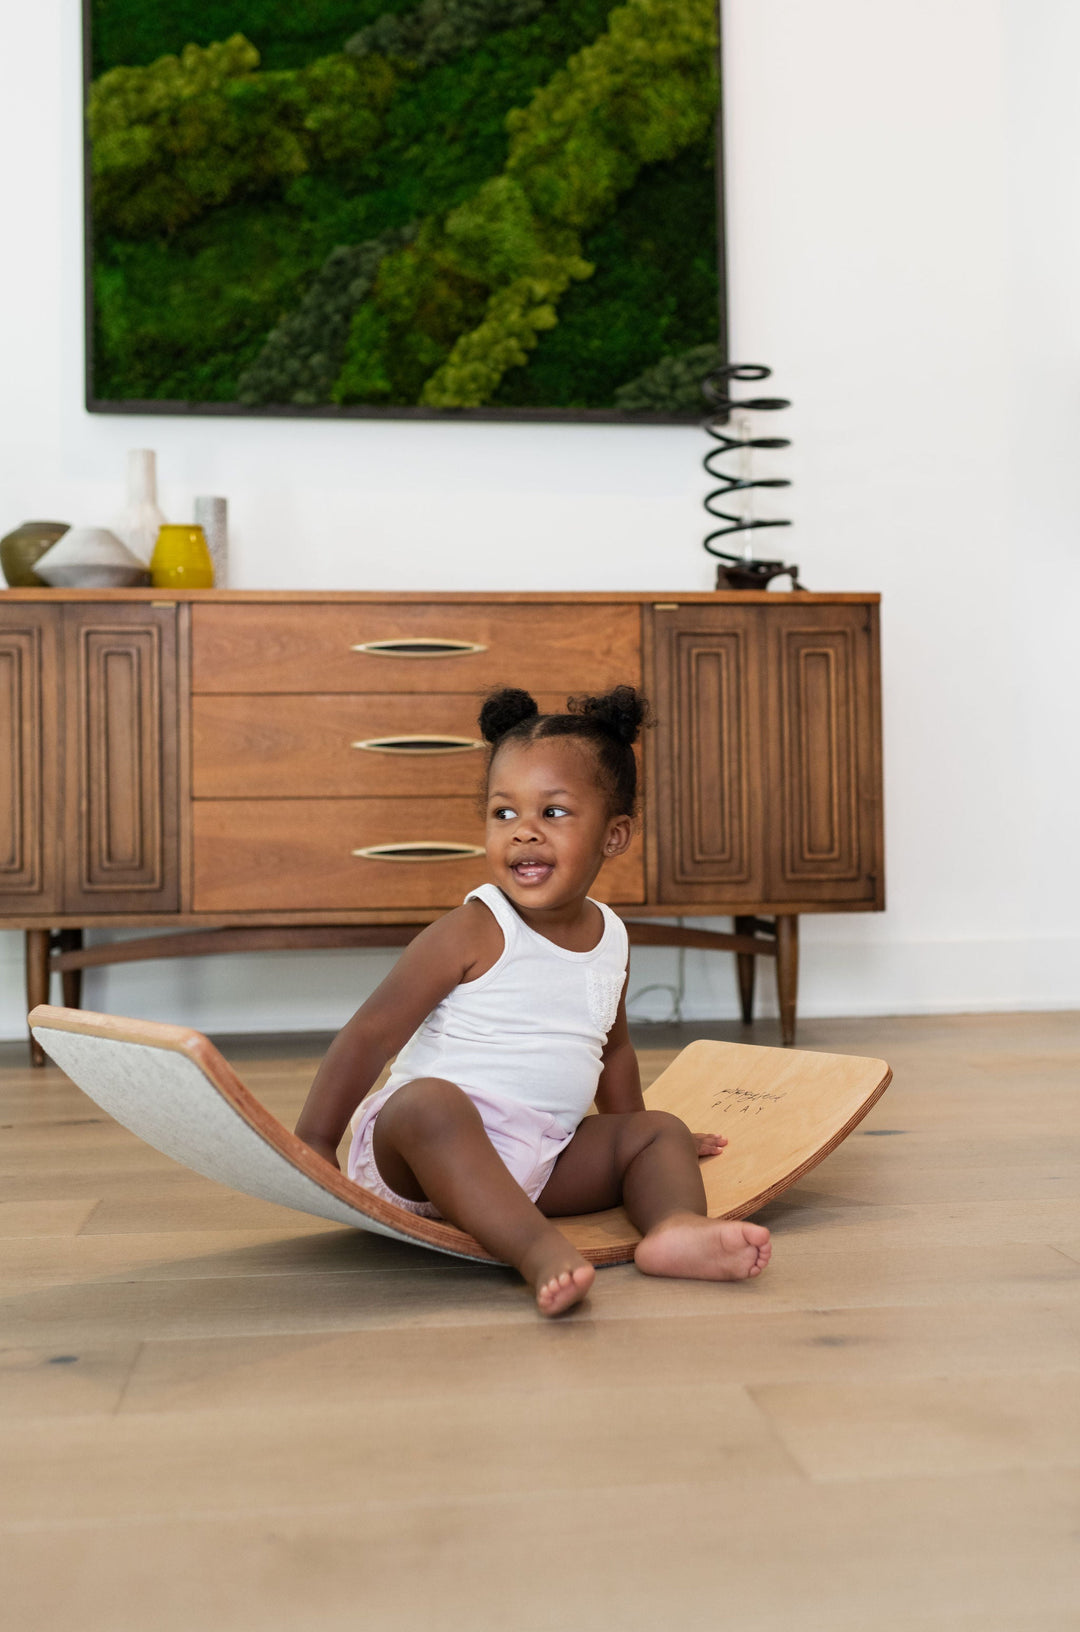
[537,1111,771,1281]
[372,1077,594,1315]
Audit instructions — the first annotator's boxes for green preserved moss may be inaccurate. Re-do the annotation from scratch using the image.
[90,0,416,75]
[413,0,718,405]
[236,227,416,404]
[93,201,326,401]
[492,144,719,410]
[89,38,396,238]
[346,0,545,70]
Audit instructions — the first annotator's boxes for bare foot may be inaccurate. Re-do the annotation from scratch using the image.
[634,1214,771,1282]
[522,1239,595,1317]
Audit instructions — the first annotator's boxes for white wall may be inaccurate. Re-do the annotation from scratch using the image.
[2,0,1078,1037]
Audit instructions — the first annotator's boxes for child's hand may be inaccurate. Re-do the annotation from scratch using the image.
[694,1132,728,1159]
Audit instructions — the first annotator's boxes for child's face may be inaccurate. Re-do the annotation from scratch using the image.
[484,738,632,916]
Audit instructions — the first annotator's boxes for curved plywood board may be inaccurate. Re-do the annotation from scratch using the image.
[29,1006,890,1267]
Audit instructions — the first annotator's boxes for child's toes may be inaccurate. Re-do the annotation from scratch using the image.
[535,1262,593,1317]
[538,1272,570,1307]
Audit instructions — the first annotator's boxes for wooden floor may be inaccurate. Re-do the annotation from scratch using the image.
[1,1011,1078,1632]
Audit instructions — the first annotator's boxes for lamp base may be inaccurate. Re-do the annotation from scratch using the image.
[715,559,804,591]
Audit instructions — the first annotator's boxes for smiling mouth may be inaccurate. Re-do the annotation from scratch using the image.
[510,859,554,885]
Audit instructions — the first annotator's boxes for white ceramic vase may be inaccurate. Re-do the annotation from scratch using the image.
[35,527,149,588]
[119,450,166,565]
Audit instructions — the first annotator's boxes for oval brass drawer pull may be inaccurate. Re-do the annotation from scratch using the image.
[350,735,485,756]
[351,841,486,863]
[349,638,487,659]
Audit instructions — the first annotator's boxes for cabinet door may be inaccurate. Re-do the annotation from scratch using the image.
[0,605,59,910]
[62,604,180,913]
[649,605,767,905]
[762,604,883,906]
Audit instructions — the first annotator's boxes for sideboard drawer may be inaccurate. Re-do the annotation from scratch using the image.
[192,692,567,799]
[192,798,645,911]
[192,604,642,695]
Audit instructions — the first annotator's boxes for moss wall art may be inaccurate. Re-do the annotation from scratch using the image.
[84,0,726,419]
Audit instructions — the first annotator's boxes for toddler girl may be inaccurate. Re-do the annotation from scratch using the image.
[295,685,771,1316]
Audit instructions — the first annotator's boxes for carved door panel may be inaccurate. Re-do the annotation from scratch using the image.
[61,604,180,914]
[0,605,59,910]
[649,605,767,905]
[762,604,883,906]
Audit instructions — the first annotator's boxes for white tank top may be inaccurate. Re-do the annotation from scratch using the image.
[383,883,629,1134]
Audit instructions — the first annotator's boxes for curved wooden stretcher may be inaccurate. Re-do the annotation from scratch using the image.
[29,1004,891,1267]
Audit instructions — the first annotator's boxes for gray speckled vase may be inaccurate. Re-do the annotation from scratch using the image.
[194,496,228,587]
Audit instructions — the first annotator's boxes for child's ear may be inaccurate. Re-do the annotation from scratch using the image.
[603,815,633,857]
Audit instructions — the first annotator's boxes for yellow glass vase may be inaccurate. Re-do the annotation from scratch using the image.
[150,524,214,589]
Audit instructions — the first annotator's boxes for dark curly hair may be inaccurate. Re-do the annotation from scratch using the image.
[479,685,650,817]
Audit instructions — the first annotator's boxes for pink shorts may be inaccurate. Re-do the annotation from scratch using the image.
[348,1080,575,1219]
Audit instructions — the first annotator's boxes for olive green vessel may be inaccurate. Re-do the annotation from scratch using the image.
[0,521,70,587]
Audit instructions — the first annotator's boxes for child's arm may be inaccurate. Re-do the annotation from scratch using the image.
[594,976,646,1114]
[594,976,727,1158]
[294,902,497,1168]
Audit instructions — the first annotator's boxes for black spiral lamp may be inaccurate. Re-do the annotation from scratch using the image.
[702,363,803,590]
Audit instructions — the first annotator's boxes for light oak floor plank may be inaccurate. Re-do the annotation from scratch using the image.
[605,1239,1080,1318]
[0,1386,800,1527]
[115,1300,1080,1416]
[751,1372,1080,1480]
[1,1472,1077,1632]
[8,1241,1075,1348]
[756,1194,1080,1249]
[0,1344,141,1420]
[0,1224,427,1289]
[0,1179,336,1238]
[0,1199,98,1237]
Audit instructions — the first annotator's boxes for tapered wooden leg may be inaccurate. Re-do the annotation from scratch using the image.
[26,929,51,1068]
[776,914,799,1047]
[58,928,84,1009]
[734,915,756,1025]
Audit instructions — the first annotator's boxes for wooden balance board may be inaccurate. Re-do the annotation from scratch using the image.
[29,1004,891,1267]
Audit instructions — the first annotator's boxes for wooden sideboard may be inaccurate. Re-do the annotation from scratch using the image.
[0,590,884,1062]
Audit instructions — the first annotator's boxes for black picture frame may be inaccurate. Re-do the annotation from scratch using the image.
[82,0,727,425]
